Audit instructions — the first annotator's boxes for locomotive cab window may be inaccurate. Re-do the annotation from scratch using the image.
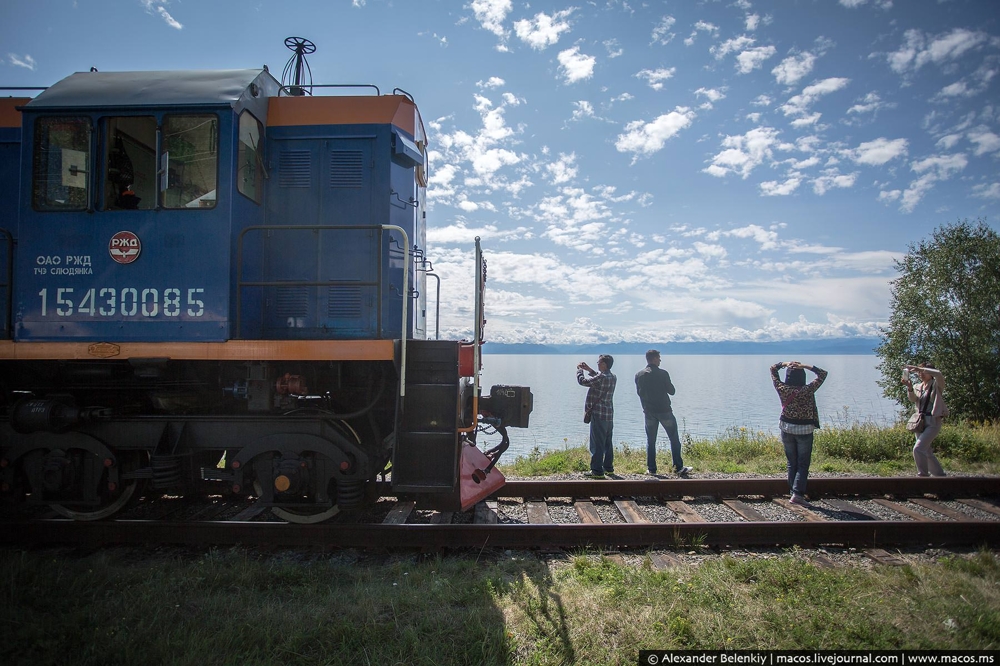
[103,116,156,210]
[161,114,219,209]
[32,117,92,211]
[237,111,264,203]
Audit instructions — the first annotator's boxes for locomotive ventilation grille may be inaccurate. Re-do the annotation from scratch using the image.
[328,285,362,318]
[279,150,311,188]
[329,151,363,188]
[276,286,309,317]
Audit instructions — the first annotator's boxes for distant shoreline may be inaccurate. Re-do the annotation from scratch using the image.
[480,338,879,355]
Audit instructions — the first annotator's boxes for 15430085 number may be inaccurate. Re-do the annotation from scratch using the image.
[37,287,206,317]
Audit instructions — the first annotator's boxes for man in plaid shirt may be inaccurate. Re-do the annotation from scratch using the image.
[577,354,617,478]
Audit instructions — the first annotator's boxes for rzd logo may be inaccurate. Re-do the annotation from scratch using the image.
[109,231,141,265]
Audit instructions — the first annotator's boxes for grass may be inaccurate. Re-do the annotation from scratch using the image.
[2,420,997,663]
[1,546,998,664]
[501,419,1000,477]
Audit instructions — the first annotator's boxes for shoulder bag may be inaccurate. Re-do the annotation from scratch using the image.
[906,380,934,434]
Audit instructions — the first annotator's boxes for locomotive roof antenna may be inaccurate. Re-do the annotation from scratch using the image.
[281,36,315,96]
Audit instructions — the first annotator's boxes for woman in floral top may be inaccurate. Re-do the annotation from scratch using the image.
[770,360,827,505]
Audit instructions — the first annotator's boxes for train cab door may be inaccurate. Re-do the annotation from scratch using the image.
[0,124,19,338]
[264,136,378,339]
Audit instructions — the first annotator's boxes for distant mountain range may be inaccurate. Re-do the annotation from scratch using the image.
[481,338,880,355]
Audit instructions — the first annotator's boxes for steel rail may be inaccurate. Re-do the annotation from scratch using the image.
[492,476,999,498]
[2,519,998,549]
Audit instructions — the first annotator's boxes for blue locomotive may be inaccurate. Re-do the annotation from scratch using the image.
[0,39,531,522]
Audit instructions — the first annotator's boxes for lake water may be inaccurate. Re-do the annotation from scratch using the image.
[479,354,901,461]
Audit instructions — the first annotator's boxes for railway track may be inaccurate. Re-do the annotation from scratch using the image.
[2,476,998,551]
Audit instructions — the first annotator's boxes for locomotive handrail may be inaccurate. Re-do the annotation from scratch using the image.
[278,83,381,96]
[425,272,440,340]
[0,228,12,339]
[391,88,414,102]
[235,224,410,397]
[458,238,485,434]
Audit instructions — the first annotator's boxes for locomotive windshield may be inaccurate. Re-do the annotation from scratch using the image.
[161,114,219,209]
[31,116,91,211]
[104,116,156,210]
[237,111,263,204]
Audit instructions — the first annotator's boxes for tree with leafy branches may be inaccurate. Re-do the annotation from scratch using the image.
[876,219,1000,421]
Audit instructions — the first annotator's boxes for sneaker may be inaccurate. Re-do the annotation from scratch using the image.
[676,466,693,477]
[789,494,808,505]
[605,468,615,474]
[584,472,606,479]
[645,469,658,476]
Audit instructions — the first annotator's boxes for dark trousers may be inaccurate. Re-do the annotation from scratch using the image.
[589,417,614,474]
[644,411,683,473]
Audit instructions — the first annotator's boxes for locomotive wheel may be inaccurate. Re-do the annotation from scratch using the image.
[271,504,340,524]
[251,479,341,524]
[50,479,139,521]
[50,452,145,521]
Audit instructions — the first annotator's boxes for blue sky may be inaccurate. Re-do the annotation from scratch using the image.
[2,0,999,345]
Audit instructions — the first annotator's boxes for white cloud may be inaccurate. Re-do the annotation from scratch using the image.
[772,52,816,86]
[428,91,533,210]
[899,153,969,212]
[790,112,822,128]
[839,0,892,9]
[846,91,895,116]
[469,0,512,48]
[759,177,802,196]
[477,76,505,89]
[936,81,974,98]
[7,53,36,70]
[695,87,726,103]
[745,14,760,31]
[604,39,623,58]
[911,153,969,178]
[615,108,696,159]
[847,137,908,165]
[703,126,781,179]
[684,20,718,47]
[887,28,990,74]
[546,153,578,184]
[570,100,595,122]
[557,47,596,84]
[427,219,527,245]
[967,126,1000,156]
[900,174,936,213]
[141,1,183,29]
[971,183,1000,200]
[812,170,858,195]
[736,45,777,74]
[635,67,676,91]
[651,16,676,45]
[712,36,755,59]
[936,134,962,150]
[780,77,850,121]
[513,9,574,50]
[533,187,623,254]
[717,224,781,251]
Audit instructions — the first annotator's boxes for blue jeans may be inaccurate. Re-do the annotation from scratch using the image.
[781,430,813,496]
[644,411,683,473]
[589,417,614,474]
